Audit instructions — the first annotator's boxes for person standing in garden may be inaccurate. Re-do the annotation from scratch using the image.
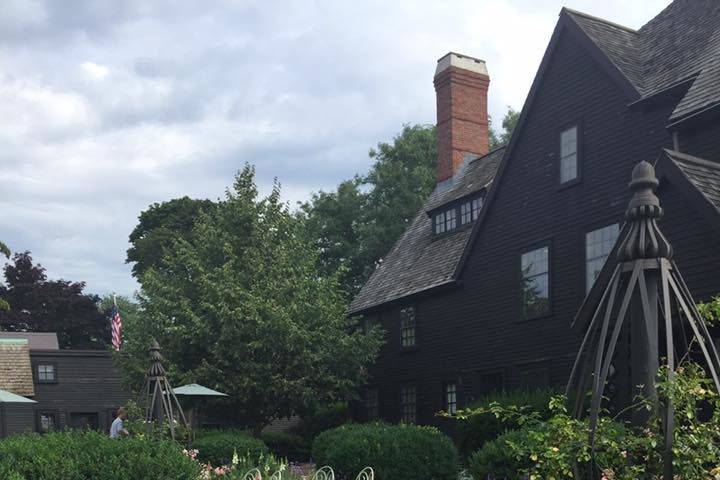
[109,407,129,438]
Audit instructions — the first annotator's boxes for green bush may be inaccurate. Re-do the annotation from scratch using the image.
[261,431,310,461]
[0,430,200,480]
[312,423,459,480]
[456,388,555,459]
[467,429,530,480]
[192,429,268,466]
[293,402,350,442]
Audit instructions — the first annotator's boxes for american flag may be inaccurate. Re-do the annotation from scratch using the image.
[111,296,122,351]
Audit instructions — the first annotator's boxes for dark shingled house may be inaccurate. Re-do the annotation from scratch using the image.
[0,332,130,437]
[351,0,720,427]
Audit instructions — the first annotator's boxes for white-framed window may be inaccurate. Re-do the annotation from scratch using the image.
[586,224,620,293]
[400,386,417,423]
[400,307,416,348]
[471,198,483,220]
[521,246,550,319]
[445,383,458,415]
[560,125,578,183]
[434,212,446,234]
[37,364,56,382]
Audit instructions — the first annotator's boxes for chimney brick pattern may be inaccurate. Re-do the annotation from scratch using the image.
[434,53,490,183]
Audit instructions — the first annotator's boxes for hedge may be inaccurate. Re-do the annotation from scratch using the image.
[192,429,268,466]
[0,430,200,480]
[261,431,310,461]
[467,428,529,480]
[312,423,458,480]
[456,388,555,459]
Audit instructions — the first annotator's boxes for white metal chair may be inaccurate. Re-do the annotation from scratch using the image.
[243,468,262,480]
[269,470,283,480]
[311,466,335,480]
[354,467,374,480]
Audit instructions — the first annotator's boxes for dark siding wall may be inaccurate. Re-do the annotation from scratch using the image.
[1,404,34,437]
[30,351,131,433]
[364,28,720,427]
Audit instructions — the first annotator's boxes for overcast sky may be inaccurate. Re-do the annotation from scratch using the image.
[0,0,671,298]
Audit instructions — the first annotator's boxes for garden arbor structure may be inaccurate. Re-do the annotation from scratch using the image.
[143,339,189,440]
[567,161,720,479]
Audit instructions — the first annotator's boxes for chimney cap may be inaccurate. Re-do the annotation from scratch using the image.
[435,52,488,77]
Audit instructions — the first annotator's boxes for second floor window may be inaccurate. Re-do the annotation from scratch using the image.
[445,383,458,414]
[400,307,416,348]
[521,245,550,319]
[37,364,56,382]
[586,224,620,293]
[560,125,578,183]
[400,386,417,423]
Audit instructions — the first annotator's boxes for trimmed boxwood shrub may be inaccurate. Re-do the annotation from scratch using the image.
[467,429,529,480]
[261,431,310,461]
[293,402,350,442]
[312,423,459,480]
[457,388,555,459]
[0,430,201,480]
[193,429,268,466]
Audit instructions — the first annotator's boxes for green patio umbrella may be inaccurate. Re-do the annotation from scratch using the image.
[0,389,36,403]
[172,384,228,439]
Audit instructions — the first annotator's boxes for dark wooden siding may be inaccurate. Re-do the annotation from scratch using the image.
[362,28,720,427]
[1,404,34,437]
[30,350,131,433]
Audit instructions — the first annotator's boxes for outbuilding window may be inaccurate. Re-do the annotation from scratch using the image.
[36,364,56,383]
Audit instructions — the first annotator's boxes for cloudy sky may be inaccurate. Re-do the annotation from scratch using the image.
[1,0,671,298]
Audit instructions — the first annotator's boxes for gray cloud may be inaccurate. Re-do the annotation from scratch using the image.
[0,0,671,297]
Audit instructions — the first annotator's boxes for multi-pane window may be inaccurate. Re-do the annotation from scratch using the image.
[437,196,483,233]
[38,411,57,433]
[471,198,483,220]
[400,307,416,348]
[400,386,417,423]
[365,388,379,421]
[445,208,456,231]
[445,383,458,415]
[521,246,550,319]
[434,211,446,234]
[560,125,578,183]
[586,224,620,293]
[37,364,56,382]
[460,202,472,224]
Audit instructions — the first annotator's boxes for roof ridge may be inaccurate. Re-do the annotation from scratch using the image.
[470,145,506,164]
[561,7,638,34]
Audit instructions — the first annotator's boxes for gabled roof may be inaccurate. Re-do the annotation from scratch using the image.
[0,332,59,350]
[0,339,35,397]
[565,0,720,123]
[348,147,504,315]
[663,149,720,211]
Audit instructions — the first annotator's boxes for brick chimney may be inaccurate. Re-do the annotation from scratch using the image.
[434,52,490,183]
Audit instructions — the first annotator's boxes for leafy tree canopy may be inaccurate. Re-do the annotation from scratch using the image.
[126,197,216,279]
[0,240,9,259]
[302,107,518,296]
[0,252,108,349]
[119,165,381,433]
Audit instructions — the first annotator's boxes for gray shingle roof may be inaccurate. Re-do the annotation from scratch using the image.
[665,149,720,210]
[349,147,504,314]
[565,0,720,121]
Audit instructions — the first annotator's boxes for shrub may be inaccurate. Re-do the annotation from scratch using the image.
[293,402,350,442]
[456,388,555,460]
[0,430,200,480]
[192,429,268,466]
[312,423,459,480]
[261,431,310,461]
[468,429,530,480]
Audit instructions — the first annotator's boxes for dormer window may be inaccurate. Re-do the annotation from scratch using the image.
[433,195,484,235]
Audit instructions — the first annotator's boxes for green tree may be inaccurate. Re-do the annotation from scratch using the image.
[0,241,9,259]
[126,197,215,279]
[123,165,381,433]
[100,295,146,390]
[489,106,520,150]
[0,252,108,348]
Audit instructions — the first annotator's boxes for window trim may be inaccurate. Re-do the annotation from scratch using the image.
[557,121,583,189]
[584,222,621,294]
[35,409,60,433]
[34,362,58,384]
[399,305,418,350]
[518,238,553,321]
[399,385,417,424]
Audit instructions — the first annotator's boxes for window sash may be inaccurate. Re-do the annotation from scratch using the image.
[521,246,550,318]
[445,383,457,414]
[461,202,471,224]
[560,126,578,183]
[585,224,620,292]
[38,364,55,381]
[400,307,416,348]
[401,386,417,423]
